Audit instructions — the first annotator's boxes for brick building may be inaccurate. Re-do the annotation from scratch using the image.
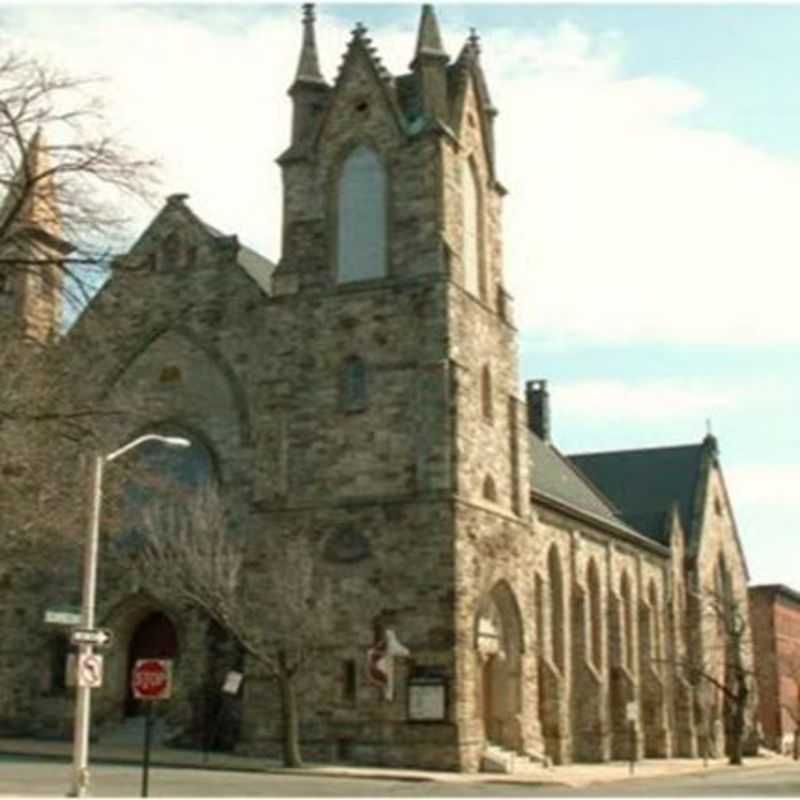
[749,584,800,755]
[0,5,758,771]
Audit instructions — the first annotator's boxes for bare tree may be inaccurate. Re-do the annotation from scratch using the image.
[137,486,329,768]
[681,588,754,766]
[0,48,159,540]
[0,49,158,316]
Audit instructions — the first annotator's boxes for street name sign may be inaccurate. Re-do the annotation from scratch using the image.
[44,607,82,626]
[132,659,173,701]
[70,628,114,648]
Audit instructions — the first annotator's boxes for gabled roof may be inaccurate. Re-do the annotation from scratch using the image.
[125,194,275,295]
[568,443,708,547]
[529,432,620,522]
[529,432,666,552]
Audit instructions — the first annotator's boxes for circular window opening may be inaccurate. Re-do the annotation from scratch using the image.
[355,100,369,113]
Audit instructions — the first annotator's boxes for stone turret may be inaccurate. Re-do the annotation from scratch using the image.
[453,28,499,175]
[0,127,70,342]
[410,4,449,122]
[287,4,330,149]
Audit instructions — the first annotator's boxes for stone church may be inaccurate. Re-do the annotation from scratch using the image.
[0,5,756,772]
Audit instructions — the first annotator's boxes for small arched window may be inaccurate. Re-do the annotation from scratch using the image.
[481,365,493,422]
[343,356,367,412]
[482,474,497,502]
[162,231,181,269]
[337,145,387,283]
[462,158,481,298]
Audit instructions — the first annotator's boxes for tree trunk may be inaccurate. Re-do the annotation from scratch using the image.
[727,683,747,766]
[278,654,303,768]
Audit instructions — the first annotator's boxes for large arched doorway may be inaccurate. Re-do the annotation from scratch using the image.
[475,581,524,751]
[125,611,178,716]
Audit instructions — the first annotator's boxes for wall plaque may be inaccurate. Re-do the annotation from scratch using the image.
[407,667,447,722]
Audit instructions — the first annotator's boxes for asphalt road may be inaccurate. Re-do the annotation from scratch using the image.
[0,755,799,797]
[550,761,800,796]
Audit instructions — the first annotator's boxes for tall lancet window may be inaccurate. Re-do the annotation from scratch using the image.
[462,158,481,298]
[337,145,387,283]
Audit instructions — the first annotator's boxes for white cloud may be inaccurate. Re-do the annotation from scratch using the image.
[726,464,800,511]
[552,378,742,424]
[3,8,800,345]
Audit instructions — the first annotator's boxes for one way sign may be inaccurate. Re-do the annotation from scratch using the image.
[70,628,114,649]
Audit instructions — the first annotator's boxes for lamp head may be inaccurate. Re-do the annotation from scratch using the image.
[163,436,191,448]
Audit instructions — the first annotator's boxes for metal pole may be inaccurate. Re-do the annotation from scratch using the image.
[69,453,104,798]
[141,702,153,798]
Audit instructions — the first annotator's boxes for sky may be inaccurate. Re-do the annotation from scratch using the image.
[1,2,797,588]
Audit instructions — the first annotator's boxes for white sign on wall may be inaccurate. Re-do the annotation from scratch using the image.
[222,671,243,695]
[625,701,638,723]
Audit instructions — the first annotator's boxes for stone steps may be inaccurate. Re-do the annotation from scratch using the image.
[481,743,549,774]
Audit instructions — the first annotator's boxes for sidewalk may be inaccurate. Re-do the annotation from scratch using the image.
[0,735,793,789]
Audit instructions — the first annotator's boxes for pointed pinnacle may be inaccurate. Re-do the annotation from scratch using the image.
[293,2,325,85]
[468,27,481,53]
[414,4,448,63]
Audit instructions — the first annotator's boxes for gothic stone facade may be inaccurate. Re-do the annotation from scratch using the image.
[0,6,756,771]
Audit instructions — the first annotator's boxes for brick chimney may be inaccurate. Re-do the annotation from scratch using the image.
[525,379,551,442]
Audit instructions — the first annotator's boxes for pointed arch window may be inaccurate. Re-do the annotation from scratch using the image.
[620,571,634,670]
[462,158,482,298]
[482,474,497,502]
[548,546,565,672]
[342,356,368,412]
[587,558,601,669]
[480,364,493,422]
[337,145,387,283]
[649,580,663,669]
[162,231,181,269]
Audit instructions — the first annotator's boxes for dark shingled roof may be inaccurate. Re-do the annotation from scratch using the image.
[529,433,622,523]
[568,444,707,546]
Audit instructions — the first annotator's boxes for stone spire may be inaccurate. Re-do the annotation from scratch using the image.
[411,4,448,66]
[410,5,449,121]
[288,4,330,148]
[0,127,69,343]
[292,4,326,87]
[455,25,498,170]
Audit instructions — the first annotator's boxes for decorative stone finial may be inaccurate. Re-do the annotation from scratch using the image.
[293,2,325,85]
[412,4,448,65]
[468,27,481,52]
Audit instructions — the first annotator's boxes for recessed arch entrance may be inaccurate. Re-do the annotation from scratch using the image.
[475,581,524,751]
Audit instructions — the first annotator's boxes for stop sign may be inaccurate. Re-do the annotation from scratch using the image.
[131,659,172,700]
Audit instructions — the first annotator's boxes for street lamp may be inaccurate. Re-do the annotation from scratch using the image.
[69,434,190,798]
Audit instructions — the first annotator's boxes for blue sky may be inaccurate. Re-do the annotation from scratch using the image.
[2,3,797,588]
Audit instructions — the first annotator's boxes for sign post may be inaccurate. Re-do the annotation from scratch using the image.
[131,659,172,798]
